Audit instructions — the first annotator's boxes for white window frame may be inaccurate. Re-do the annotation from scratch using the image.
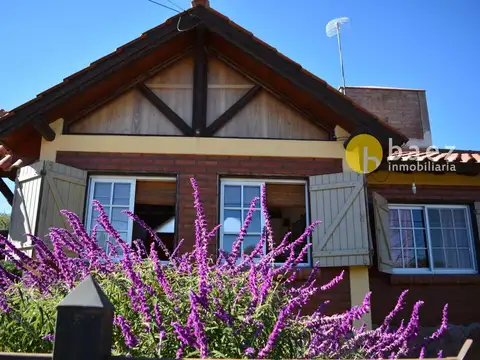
[389,204,477,275]
[85,176,176,260]
[220,178,311,267]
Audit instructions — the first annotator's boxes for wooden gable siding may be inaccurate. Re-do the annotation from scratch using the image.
[68,55,330,140]
[145,57,194,127]
[206,57,254,124]
[214,90,329,140]
[69,89,184,136]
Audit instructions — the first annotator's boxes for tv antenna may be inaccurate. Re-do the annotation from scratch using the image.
[326,17,349,94]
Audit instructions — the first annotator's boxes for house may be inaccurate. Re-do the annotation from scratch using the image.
[0,0,479,356]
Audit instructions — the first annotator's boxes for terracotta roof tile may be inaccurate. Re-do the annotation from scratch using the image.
[388,150,480,164]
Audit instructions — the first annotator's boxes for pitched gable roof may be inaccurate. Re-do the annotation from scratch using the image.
[0,5,408,148]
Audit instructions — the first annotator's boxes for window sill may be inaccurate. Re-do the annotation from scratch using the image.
[390,274,480,285]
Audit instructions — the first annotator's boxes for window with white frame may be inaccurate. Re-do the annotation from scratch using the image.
[85,176,177,260]
[388,205,477,274]
[220,179,310,266]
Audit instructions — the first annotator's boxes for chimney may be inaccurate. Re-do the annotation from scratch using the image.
[191,0,210,7]
[344,86,432,148]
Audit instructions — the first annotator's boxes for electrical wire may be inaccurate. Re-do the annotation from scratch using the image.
[145,0,181,13]
[165,0,186,12]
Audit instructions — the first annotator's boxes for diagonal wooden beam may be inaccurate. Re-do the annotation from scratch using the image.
[0,178,13,206]
[205,85,262,136]
[136,83,193,136]
[63,49,193,133]
[32,117,56,141]
[191,25,209,136]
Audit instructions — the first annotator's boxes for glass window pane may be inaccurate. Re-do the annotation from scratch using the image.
[428,209,441,228]
[93,183,112,204]
[389,209,399,227]
[112,208,129,231]
[440,209,454,228]
[243,210,261,233]
[224,186,241,207]
[389,229,401,248]
[109,232,129,258]
[458,250,472,269]
[243,186,261,207]
[243,235,262,257]
[96,231,108,251]
[443,229,456,247]
[456,229,469,247]
[453,209,467,228]
[430,229,443,247]
[445,250,458,268]
[401,229,414,247]
[222,235,237,257]
[404,250,416,268]
[416,249,428,268]
[412,210,424,228]
[391,249,403,267]
[414,229,426,247]
[90,209,101,227]
[432,249,446,268]
[224,210,242,233]
[400,210,412,227]
[113,183,131,205]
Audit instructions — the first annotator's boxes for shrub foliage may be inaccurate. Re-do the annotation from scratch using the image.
[0,179,448,359]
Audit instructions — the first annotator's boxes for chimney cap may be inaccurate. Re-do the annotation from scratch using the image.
[191,0,210,7]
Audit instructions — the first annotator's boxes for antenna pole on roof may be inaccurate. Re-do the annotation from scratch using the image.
[326,17,349,94]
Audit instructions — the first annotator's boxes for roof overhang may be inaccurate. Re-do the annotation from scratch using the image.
[0,4,408,160]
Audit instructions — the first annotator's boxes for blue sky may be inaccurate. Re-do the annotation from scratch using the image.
[0,0,479,213]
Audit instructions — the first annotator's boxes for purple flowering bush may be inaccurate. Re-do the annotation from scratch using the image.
[0,178,449,359]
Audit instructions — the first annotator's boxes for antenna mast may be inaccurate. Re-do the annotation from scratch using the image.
[326,17,349,94]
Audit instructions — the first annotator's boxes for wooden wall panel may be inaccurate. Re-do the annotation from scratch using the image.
[146,57,194,126]
[266,183,305,208]
[214,90,329,140]
[207,57,254,125]
[135,181,176,206]
[69,90,183,136]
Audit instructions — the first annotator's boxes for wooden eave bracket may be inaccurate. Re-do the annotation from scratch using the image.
[32,117,56,141]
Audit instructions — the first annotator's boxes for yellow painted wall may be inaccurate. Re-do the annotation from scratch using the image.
[367,170,479,186]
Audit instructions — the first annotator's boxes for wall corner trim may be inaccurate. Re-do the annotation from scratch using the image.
[349,266,372,330]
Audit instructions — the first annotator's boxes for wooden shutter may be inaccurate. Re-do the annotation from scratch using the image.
[372,192,394,274]
[309,171,371,267]
[8,161,87,252]
[8,162,44,254]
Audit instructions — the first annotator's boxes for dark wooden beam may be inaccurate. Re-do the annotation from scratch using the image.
[32,118,56,141]
[191,25,209,136]
[136,83,193,136]
[208,48,335,138]
[206,85,262,136]
[63,49,193,133]
[0,178,13,206]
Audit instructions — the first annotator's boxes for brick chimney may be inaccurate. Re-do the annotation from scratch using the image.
[191,0,210,7]
[344,86,432,148]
